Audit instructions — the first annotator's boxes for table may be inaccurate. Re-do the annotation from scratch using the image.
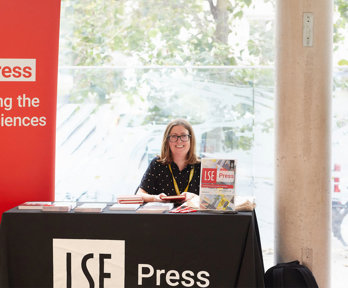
[0,206,265,287]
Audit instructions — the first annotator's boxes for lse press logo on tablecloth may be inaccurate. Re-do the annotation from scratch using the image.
[0,58,36,81]
[53,238,211,288]
[53,239,125,288]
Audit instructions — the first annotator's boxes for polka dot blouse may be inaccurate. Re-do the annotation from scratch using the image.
[139,157,201,196]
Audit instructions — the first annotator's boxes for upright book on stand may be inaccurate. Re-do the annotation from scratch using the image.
[199,158,236,211]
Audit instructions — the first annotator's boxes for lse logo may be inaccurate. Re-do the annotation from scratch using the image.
[202,168,217,183]
[53,239,125,288]
[0,58,36,81]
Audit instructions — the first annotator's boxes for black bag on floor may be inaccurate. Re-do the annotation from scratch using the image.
[264,260,319,288]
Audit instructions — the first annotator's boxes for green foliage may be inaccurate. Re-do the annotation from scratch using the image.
[338,60,348,66]
[334,0,348,64]
[336,117,348,129]
[58,0,347,154]
[59,0,348,69]
[60,0,274,67]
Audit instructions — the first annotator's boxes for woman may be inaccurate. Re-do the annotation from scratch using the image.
[137,119,201,202]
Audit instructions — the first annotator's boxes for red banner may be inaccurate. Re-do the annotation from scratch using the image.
[0,0,61,220]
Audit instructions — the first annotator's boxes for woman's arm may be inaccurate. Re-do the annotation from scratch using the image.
[136,187,166,202]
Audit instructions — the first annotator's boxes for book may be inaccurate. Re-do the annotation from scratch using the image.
[74,203,107,213]
[159,195,186,202]
[199,158,236,211]
[42,201,77,212]
[17,201,52,210]
[117,195,144,204]
[109,203,141,211]
[136,202,174,213]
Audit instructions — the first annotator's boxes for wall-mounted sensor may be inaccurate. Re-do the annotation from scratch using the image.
[303,13,314,47]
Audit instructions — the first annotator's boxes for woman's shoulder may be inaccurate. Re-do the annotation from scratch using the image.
[194,161,201,168]
[188,159,201,169]
[194,157,201,165]
[149,156,166,167]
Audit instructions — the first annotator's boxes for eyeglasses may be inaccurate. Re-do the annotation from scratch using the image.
[167,134,191,142]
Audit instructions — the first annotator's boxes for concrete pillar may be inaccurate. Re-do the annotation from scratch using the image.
[275,0,332,287]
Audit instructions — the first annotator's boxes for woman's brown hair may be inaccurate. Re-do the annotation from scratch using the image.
[158,119,199,165]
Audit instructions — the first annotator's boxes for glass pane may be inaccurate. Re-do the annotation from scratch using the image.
[56,67,274,202]
[332,67,348,288]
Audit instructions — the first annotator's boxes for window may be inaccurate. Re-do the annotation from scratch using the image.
[56,0,275,203]
[57,0,348,285]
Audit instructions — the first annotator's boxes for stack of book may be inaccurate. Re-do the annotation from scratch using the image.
[17,201,52,210]
[74,203,107,213]
[109,203,141,211]
[117,195,144,204]
[136,202,174,213]
[42,201,77,212]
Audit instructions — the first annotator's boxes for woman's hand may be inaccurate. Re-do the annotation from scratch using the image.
[181,192,199,208]
[180,192,196,201]
[150,193,167,202]
[136,188,167,202]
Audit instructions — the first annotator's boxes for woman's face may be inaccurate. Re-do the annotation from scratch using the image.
[168,125,191,159]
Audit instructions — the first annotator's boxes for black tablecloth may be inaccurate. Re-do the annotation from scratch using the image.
[0,206,265,287]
